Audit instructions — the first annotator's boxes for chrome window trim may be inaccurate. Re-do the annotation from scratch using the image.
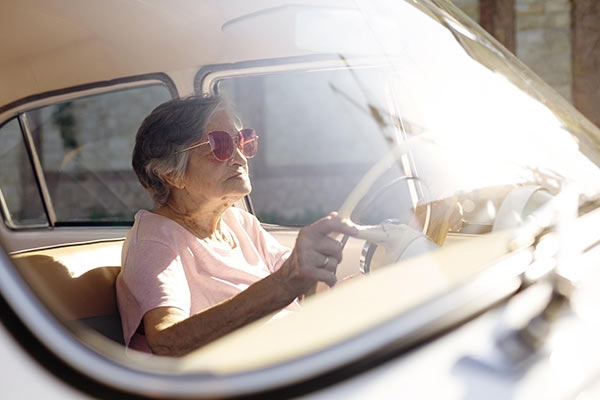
[19,113,57,226]
[0,75,178,121]
[0,183,14,228]
[197,55,397,94]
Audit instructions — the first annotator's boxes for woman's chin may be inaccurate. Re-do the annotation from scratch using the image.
[227,179,252,198]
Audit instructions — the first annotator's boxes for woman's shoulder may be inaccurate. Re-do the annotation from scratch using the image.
[122,211,177,271]
[130,209,187,243]
[133,209,172,229]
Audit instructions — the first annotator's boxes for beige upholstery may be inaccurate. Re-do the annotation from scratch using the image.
[11,240,124,344]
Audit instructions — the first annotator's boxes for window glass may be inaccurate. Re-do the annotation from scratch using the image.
[0,118,47,227]
[217,68,413,226]
[24,84,171,225]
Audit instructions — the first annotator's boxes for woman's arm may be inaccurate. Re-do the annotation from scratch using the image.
[143,271,297,357]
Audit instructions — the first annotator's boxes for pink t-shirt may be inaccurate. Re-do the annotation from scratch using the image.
[116,207,296,352]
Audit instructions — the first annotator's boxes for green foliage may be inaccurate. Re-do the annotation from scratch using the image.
[52,102,79,150]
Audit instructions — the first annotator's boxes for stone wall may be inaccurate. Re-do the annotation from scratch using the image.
[572,0,600,128]
[452,0,573,101]
[516,0,572,101]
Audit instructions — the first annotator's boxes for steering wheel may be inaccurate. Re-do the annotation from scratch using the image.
[336,145,459,273]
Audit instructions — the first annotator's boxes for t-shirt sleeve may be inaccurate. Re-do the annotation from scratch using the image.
[232,208,291,273]
[118,239,191,346]
[259,225,291,273]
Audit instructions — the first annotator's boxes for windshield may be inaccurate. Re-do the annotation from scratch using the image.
[183,0,600,371]
[209,0,600,238]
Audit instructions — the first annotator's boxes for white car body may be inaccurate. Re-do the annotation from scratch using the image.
[1,1,600,398]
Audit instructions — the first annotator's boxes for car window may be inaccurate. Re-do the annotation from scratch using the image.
[215,67,416,226]
[0,118,47,227]
[19,84,171,226]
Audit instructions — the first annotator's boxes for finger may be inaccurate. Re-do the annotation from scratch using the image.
[310,236,343,261]
[309,267,337,287]
[296,249,336,274]
[294,230,337,261]
[319,254,339,273]
[310,214,359,237]
[296,215,357,249]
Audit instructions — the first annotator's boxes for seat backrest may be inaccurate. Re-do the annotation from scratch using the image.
[11,240,124,344]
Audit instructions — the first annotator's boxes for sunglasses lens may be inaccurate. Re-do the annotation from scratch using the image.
[205,129,258,161]
[239,128,258,158]
[208,131,234,161]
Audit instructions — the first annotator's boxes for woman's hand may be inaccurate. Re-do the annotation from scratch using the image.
[273,212,358,297]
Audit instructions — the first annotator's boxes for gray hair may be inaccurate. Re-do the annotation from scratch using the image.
[132,94,229,206]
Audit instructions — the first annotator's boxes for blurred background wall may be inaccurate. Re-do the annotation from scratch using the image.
[452,0,600,128]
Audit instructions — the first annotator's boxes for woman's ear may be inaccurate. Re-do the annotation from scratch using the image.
[163,174,185,190]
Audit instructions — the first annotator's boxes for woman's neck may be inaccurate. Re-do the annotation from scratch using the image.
[155,200,225,237]
[155,203,236,248]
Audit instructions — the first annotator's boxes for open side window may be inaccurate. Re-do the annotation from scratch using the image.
[198,61,423,228]
[1,82,172,231]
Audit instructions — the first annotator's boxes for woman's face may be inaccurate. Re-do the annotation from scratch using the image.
[180,109,252,207]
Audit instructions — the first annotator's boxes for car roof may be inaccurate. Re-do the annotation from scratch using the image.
[0,0,321,112]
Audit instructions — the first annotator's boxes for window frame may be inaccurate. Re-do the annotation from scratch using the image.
[0,74,178,231]
[195,56,424,227]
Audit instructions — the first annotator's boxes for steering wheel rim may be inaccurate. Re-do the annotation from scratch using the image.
[337,144,430,252]
[306,144,437,294]
[338,146,413,221]
[336,142,462,276]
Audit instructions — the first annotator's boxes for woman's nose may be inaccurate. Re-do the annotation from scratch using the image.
[228,144,247,166]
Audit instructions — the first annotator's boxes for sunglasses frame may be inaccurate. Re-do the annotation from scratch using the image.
[176,128,258,161]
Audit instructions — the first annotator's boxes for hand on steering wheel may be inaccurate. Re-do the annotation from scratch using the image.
[275,212,359,296]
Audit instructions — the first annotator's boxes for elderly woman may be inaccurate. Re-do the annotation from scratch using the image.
[116,95,357,356]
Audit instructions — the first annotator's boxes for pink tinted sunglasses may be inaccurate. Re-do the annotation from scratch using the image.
[177,128,258,161]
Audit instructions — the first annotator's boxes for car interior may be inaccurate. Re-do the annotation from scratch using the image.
[11,240,125,344]
[1,61,558,353]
